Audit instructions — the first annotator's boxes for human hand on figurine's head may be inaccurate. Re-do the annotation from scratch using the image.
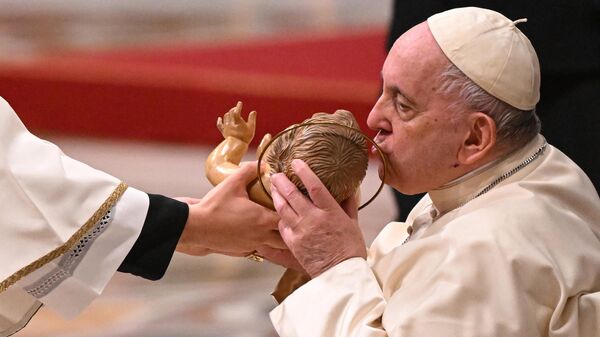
[269,159,367,278]
[217,101,256,143]
[177,161,287,257]
[263,109,369,205]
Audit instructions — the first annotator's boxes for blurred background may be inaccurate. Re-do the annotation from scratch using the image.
[1,1,395,336]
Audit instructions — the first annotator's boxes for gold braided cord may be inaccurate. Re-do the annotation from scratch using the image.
[257,121,387,210]
[0,182,128,293]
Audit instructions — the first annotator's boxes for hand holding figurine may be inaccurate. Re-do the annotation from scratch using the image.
[270,159,367,278]
[177,162,285,257]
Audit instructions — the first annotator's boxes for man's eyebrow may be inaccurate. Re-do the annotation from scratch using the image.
[391,85,418,107]
[380,72,420,109]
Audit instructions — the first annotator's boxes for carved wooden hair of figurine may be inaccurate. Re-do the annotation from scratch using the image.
[264,110,368,204]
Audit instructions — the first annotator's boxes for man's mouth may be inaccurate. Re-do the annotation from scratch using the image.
[372,129,389,154]
[374,129,391,140]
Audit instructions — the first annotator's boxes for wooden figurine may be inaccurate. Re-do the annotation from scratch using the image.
[205,102,369,209]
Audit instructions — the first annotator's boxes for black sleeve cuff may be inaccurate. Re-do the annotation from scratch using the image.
[118,193,189,280]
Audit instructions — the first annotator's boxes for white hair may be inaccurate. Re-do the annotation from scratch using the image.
[437,63,541,150]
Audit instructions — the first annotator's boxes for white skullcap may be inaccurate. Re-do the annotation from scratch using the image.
[428,7,540,110]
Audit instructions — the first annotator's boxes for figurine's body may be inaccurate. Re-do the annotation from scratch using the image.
[205,102,369,209]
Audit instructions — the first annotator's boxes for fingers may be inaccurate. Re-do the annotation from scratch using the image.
[271,185,300,224]
[215,251,251,258]
[230,101,242,119]
[256,246,285,264]
[258,206,281,230]
[257,133,272,157]
[277,217,296,244]
[232,101,252,127]
[257,246,305,271]
[265,230,288,249]
[291,159,338,210]
[224,102,242,126]
[224,109,232,125]
[341,193,359,220]
[230,161,260,186]
[271,172,313,216]
[248,110,256,129]
[217,117,223,133]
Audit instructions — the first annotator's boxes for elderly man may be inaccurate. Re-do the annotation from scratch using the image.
[262,7,600,337]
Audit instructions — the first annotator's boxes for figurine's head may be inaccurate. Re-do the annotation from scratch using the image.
[264,110,368,204]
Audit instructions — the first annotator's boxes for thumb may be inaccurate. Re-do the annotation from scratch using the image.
[248,110,257,129]
[341,193,359,220]
[230,161,261,186]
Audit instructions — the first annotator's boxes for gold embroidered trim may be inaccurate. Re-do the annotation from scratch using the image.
[0,182,128,293]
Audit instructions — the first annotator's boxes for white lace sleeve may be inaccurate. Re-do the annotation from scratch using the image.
[24,209,114,298]
[16,187,149,318]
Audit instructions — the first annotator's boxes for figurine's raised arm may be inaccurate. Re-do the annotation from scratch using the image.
[205,101,257,185]
[205,102,274,208]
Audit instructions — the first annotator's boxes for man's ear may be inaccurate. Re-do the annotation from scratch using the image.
[457,112,497,165]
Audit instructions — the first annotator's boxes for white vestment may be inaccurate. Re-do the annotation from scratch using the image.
[0,97,148,336]
[271,135,600,337]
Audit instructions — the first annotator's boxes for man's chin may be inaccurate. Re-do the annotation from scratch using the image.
[377,163,385,180]
[376,161,419,194]
[377,164,395,189]
[392,184,426,196]
[384,176,422,196]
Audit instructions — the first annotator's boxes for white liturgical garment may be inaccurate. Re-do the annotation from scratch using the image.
[0,97,148,336]
[271,135,600,337]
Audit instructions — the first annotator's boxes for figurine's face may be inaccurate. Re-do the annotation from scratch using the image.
[264,110,368,204]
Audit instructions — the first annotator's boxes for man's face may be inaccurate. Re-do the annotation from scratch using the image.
[367,22,470,195]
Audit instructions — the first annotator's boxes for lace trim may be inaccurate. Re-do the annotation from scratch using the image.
[0,182,128,293]
[24,209,114,298]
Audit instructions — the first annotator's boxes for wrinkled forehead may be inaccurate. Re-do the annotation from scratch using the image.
[383,22,449,91]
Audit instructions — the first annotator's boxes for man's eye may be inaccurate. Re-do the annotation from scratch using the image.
[396,101,410,112]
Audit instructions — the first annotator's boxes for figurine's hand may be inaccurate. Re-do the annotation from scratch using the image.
[257,133,272,158]
[217,101,256,143]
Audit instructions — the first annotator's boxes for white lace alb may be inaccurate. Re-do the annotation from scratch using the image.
[24,209,114,298]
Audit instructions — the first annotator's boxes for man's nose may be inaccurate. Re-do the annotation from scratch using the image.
[366,96,384,131]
